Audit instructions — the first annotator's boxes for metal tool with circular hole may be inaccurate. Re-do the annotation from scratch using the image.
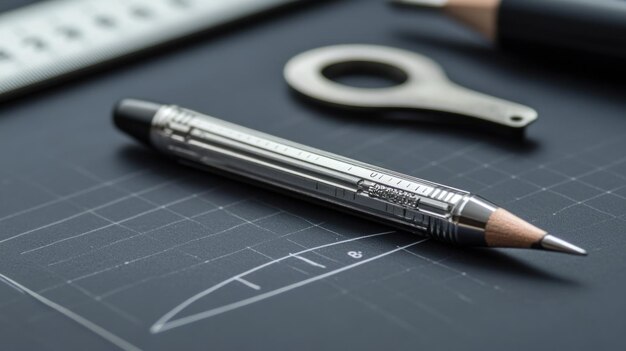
[284,44,537,130]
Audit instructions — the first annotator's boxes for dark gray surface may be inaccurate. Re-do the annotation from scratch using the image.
[1,0,625,350]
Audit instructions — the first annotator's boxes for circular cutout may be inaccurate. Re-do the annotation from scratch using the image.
[510,115,524,122]
[321,60,408,89]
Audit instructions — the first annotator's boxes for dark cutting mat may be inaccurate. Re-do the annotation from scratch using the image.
[0,0,625,350]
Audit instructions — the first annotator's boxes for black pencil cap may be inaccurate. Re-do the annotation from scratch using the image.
[113,99,161,146]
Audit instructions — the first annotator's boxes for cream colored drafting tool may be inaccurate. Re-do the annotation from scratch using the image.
[0,0,301,101]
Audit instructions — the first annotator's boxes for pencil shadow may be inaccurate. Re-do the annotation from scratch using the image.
[117,143,209,179]
[117,144,578,286]
[393,30,626,103]
[413,240,582,286]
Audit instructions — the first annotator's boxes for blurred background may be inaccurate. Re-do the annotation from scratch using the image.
[0,1,624,350]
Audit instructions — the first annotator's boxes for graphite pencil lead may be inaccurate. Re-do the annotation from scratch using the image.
[539,235,587,256]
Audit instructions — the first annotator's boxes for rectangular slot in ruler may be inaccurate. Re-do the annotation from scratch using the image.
[0,0,301,102]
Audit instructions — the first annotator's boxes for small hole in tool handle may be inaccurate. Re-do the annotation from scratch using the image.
[510,115,524,122]
[322,61,408,89]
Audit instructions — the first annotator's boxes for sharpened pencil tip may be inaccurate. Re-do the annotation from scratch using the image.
[539,234,587,256]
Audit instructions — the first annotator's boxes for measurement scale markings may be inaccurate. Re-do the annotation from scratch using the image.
[291,254,327,268]
[0,0,299,100]
[235,277,261,291]
[152,237,427,333]
[150,230,403,333]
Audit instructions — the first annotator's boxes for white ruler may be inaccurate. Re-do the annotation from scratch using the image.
[0,0,300,101]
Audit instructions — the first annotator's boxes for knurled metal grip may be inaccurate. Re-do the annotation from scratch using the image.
[149,105,493,246]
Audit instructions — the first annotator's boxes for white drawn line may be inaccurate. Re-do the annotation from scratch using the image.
[20,192,204,255]
[153,237,426,333]
[0,170,147,223]
[0,275,24,293]
[95,221,324,300]
[53,208,282,286]
[235,277,260,290]
[150,231,408,333]
[0,178,176,245]
[150,230,396,333]
[46,198,252,268]
[0,273,141,351]
[290,254,326,268]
